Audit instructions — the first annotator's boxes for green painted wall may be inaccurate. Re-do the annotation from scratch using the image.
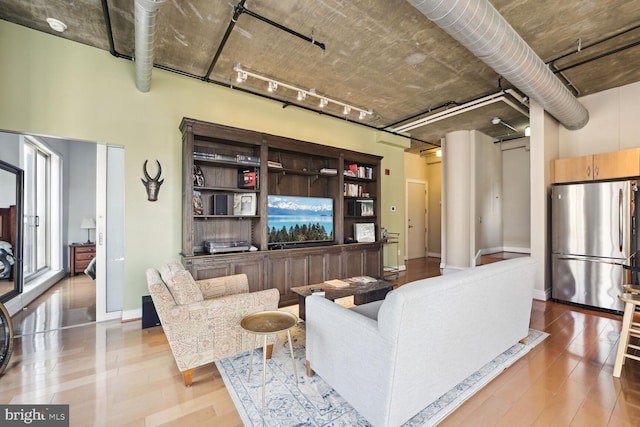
[0,21,408,311]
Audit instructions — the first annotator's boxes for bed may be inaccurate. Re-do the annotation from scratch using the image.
[0,205,16,280]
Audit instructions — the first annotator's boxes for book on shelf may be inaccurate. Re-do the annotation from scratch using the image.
[343,163,373,179]
[345,183,364,197]
[268,160,283,168]
[236,154,260,165]
[358,199,374,216]
[194,152,236,162]
[324,279,350,288]
[320,168,338,175]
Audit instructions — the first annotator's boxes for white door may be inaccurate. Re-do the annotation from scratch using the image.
[406,180,427,259]
[96,145,125,321]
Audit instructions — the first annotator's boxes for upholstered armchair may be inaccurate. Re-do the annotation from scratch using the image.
[146,261,280,386]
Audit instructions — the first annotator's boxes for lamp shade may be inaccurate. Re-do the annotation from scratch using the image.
[80,218,96,229]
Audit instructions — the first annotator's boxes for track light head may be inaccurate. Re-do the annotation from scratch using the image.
[297,90,306,101]
[268,81,278,92]
[343,105,351,115]
[319,97,328,108]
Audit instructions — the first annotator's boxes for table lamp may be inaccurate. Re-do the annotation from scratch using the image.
[80,218,96,244]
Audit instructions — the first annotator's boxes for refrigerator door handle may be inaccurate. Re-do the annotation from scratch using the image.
[620,188,624,252]
[556,255,623,266]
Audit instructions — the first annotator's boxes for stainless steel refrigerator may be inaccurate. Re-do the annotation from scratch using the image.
[551,180,640,312]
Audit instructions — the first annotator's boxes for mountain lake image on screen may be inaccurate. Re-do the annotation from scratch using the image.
[267,195,334,246]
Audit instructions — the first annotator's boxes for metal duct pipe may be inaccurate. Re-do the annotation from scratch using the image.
[407,0,589,130]
[134,0,166,92]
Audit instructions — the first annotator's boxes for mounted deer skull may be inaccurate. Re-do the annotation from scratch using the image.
[141,160,164,201]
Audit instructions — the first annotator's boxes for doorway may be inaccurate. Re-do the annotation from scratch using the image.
[0,130,124,332]
[406,180,427,259]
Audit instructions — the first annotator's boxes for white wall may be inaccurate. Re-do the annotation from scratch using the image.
[559,81,640,155]
[426,160,442,256]
[501,138,530,252]
[66,141,97,245]
[474,131,503,261]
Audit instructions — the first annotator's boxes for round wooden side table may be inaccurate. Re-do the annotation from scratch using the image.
[241,310,298,414]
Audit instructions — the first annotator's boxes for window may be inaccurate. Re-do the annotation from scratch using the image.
[23,139,50,279]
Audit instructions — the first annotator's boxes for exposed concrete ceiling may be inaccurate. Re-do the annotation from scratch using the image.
[1,0,639,153]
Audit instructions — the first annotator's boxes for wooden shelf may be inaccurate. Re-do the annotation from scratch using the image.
[180,117,384,305]
[194,186,259,193]
[194,215,260,219]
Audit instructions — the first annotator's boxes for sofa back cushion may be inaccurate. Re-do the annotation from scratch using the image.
[375,257,536,425]
[160,262,204,305]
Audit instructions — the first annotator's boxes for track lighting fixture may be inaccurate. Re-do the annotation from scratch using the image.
[236,70,247,83]
[491,116,518,132]
[233,63,373,120]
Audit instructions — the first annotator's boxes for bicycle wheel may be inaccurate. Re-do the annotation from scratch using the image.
[0,301,14,375]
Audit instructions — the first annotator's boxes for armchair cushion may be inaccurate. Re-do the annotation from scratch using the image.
[195,274,250,299]
[164,270,204,305]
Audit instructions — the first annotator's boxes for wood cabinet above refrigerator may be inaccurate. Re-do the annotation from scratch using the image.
[551,148,640,183]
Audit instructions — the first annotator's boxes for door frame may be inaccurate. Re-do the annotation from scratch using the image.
[405,179,428,260]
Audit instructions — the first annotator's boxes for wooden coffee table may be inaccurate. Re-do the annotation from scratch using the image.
[291,279,394,320]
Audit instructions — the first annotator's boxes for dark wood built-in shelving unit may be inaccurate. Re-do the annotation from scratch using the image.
[180,118,384,305]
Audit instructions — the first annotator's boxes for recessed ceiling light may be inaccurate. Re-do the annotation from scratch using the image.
[46,18,67,33]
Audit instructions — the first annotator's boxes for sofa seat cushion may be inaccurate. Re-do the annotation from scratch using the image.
[164,270,204,305]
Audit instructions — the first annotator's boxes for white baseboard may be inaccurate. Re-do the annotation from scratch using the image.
[533,288,551,301]
[502,246,531,254]
[427,252,441,258]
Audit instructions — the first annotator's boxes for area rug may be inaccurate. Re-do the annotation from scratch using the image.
[216,324,548,426]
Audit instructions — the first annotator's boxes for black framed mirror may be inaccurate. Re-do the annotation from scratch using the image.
[0,159,23,303]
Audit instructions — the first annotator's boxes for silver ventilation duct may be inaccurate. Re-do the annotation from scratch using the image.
[407,0,589,130]
[134,0,166,93]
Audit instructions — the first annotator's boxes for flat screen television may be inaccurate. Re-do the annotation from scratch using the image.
[267,195,334,247]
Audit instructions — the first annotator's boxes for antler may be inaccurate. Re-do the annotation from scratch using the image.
[143,160,162,181]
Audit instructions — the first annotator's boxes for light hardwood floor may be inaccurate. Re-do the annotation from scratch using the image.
[2,258,640,426]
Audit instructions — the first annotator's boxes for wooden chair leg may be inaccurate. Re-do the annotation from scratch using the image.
[182,369,193,387]
[614,300,636,377]
[306,360,314,377]
[266,344,274,359]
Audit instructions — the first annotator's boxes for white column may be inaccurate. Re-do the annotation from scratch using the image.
[529,100,559,300]
[442,130,474,271]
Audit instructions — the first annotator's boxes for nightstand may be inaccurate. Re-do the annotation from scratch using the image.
[69,243,96,276]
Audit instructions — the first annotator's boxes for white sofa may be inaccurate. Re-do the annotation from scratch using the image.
[305,257,536,426]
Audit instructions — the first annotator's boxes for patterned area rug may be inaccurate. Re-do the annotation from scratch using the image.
[216,324,548,426]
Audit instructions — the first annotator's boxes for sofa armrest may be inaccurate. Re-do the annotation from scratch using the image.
[306,295,394,376]
[195,274,250,299]
[306,296,396,425]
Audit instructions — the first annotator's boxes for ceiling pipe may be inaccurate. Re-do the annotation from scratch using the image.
[407,0,589,130]
[134,0,166,93]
